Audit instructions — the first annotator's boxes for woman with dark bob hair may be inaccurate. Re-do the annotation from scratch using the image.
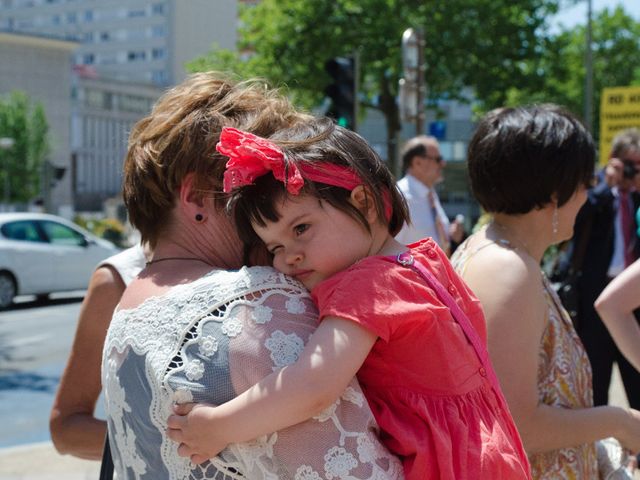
[451,105,640,478]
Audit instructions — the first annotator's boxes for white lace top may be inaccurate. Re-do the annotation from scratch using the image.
[102,266,403,480]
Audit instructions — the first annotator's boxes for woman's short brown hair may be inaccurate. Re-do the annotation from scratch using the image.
[123,71,307,247]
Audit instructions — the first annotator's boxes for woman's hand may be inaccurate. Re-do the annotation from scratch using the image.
[167,403,228,464]
[615,407,640,454]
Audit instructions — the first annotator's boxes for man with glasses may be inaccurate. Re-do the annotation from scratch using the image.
[395,135,463,254]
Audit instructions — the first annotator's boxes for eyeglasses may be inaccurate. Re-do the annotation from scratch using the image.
[622,160,639,179]
[423,154,443,164]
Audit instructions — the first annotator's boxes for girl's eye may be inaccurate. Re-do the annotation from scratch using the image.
[293,224,309,236]
[269,245,283,255]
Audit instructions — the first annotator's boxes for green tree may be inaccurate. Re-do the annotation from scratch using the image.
[188,0,560,171]
[504,6,640,139]
[0,91,50,204]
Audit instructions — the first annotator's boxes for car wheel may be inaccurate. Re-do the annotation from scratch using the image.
[0,272,16,309]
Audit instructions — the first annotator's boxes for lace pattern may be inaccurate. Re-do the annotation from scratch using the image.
[102,266,403,480]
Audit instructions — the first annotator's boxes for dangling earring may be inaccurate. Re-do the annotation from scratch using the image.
[195,213,204,223]
[551,205,559,237]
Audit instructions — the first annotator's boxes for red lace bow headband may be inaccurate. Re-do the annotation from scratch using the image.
[217,127,363,194]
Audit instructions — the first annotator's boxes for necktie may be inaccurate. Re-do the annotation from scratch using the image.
[428,189,450,253]
[620,190,636,266]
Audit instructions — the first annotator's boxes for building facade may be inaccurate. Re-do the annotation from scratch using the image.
[0,0,237,87]
[0,31,77,214]
[1,0,239,213]
[71,76,163,211]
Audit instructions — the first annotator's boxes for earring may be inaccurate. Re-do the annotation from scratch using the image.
[195,213,204,223]
[551,205,559,237]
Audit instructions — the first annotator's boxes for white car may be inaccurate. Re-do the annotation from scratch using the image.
[0,213,119,308]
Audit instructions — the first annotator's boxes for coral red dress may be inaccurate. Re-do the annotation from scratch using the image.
[312,238,531,480]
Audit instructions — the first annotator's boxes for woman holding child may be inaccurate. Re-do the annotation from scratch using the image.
[101,72,403,479]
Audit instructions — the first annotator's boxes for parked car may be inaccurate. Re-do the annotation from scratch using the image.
[0,213,119,308]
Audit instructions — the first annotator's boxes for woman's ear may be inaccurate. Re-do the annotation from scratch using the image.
[350,185,378,224]
[179,173,207,223]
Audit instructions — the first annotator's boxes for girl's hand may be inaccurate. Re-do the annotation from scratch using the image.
[167,403,228,464]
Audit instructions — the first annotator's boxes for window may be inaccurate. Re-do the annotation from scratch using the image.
[152,3,164,15]
[151,48,164,60]
[151,70,167,85]
[84,10,93,22]
[1,221,44,243]
[66,12,77,24]
[39,221,86,247]
[83,53,94,64]
[128,9,145,18]
[151,25,164,37]
[86,89,112,109]
[127,50,146,62]
[100,31,110,42]
[119,94,153,113]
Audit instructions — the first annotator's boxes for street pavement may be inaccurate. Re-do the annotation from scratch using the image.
[0,366,637,479]
[0,442,100,479]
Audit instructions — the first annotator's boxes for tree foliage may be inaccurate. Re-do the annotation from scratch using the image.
[504,6,640,138]
[0,91,50,204]
[188,0,560,170]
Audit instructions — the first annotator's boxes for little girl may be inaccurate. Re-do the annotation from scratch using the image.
[167,118,531,479]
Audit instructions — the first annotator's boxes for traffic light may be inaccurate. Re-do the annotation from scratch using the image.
[324,56,355,130]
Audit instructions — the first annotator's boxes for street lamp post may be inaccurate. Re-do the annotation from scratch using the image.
[0,137,15,211]
[584,0,594,133]
[400,28,426,135]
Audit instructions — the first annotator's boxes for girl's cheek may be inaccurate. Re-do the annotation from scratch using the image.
[272,254,286,272]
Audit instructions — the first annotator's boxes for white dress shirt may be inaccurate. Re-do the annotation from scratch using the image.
[395,173,450,247]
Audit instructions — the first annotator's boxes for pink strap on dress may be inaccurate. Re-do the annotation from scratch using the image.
[388,252,509,411]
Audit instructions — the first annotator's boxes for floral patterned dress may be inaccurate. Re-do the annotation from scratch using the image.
[102,266,403,480]
[451,239,598,479]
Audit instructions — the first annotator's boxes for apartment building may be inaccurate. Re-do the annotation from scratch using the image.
[1,0,238,212]
[71,75,163,211]
[0,0,237,87]
[0,31,77,213]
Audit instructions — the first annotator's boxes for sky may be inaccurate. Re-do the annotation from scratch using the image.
[552,0,640,30]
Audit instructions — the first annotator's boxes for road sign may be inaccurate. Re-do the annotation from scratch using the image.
[429,121,446,140]
[599,86,640,165]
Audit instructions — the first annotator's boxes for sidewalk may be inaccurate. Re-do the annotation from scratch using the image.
[0,366,636,479]
[0,442,100,480]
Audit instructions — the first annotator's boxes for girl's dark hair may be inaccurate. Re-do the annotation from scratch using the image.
[467,104,596,214]
[227,117,409,249]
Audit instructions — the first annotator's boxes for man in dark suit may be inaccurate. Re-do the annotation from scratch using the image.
[570,128,640,408]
